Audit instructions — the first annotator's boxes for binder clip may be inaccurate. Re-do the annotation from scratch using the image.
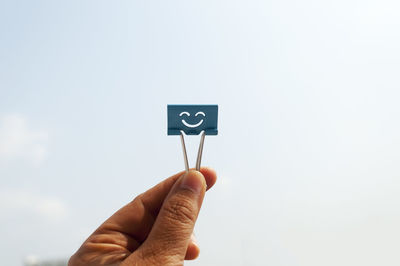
[168,104,218,172]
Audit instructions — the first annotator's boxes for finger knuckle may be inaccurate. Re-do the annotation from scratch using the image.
[132,193,144,203]
[163,196,196,224]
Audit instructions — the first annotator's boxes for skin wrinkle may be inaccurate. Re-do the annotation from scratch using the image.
[85,242,129,253]
[89,230,141,252]
[133,240,185,266]
[162,196,198,226]
[75,245,129,266]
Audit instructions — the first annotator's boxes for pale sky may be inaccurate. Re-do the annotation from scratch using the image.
[1,1,400,265]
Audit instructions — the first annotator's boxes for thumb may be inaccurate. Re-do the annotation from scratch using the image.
[136,170,207,264]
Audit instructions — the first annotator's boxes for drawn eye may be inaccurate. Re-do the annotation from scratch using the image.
[195,111,205,117]
[179,111,190,117]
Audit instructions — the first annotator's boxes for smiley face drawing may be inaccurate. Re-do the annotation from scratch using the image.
[179,111,205,128]
[168,105,218,135]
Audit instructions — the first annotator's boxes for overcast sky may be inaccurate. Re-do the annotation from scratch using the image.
[1,1,400,265]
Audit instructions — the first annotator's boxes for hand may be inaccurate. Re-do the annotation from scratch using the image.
[69,168,217,266]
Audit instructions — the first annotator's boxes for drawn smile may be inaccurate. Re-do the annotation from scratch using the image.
[182,119,204,128]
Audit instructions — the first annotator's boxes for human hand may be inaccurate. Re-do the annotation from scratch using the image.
[69,168,217,266]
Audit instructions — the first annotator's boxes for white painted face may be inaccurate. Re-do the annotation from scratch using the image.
[179,111,205,128]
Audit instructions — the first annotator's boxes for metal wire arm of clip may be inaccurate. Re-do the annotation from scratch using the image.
[180,130,206,172]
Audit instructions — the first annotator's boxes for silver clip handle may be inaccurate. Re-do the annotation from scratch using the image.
[180,130,206,172]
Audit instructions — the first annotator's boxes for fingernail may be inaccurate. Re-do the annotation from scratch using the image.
[180,171,205,194]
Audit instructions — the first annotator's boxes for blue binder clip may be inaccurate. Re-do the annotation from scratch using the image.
[168,104,218,171]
